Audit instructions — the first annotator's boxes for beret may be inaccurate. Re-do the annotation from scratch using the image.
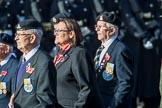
[0,33,15,45]
[16,19,42,30]
[51,12,74,24]
[96,11,121,26]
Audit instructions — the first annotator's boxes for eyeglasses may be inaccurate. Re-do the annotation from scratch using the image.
[54,30,71,33]
[94,25,107,29]
[15,33,32,37]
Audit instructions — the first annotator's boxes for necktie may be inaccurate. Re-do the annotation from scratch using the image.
[16,58,27,87]
[94,45,104,69]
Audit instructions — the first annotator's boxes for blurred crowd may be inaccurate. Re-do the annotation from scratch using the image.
[1,0,162,108]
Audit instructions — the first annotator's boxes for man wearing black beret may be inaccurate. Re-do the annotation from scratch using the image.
[0,33,19,108]
[8,19,56,108]
[94,11,134,108]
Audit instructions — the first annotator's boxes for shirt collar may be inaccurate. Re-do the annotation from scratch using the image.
[0,53,14,66]
[23,45,40,61]
[102,35,117,49]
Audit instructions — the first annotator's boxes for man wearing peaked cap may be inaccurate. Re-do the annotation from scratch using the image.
[8,19,56,108]
[0,33,19,108]
[94,11,134,108]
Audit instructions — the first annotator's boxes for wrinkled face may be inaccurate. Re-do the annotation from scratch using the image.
[15,30,32,53]
[53,21,72,48]
[95,21,115,43]
[0,43,10,59]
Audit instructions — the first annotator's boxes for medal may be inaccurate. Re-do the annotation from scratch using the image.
[2,89,7,94]
[0,82,2,89]
[106,63,114,75]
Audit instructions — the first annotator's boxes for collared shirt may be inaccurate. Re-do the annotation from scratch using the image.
[23,45,40,62]
[0,53,14,66]
[99,35,117,64]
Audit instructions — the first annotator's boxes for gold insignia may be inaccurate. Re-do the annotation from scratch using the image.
[24,79,30,85]
[26,85,32,90]
[0,82,2,89]
[106,63,114,75]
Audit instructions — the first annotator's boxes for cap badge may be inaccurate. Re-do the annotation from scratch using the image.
[52,17,57,23]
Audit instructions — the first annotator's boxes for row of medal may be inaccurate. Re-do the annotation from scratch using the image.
[0,82,7,94]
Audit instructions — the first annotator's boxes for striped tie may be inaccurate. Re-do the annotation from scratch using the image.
[94,45,104,69]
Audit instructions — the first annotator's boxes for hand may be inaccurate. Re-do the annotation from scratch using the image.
[8,94,14,108]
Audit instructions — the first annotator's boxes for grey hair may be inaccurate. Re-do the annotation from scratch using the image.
[26,29,43,43]
[113,25,119,36]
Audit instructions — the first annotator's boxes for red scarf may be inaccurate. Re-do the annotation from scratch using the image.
[54,43,71,66]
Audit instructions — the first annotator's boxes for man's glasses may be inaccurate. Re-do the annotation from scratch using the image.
[15,33,32,37]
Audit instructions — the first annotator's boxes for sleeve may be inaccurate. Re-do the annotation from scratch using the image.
[71,49,93,108]
[111,47,134,107]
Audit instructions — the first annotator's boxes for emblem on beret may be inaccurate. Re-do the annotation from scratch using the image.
[52,17,57,23]
[16,24,21,29]
[99,15,104,21]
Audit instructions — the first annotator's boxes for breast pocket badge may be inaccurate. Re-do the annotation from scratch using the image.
[24,78,33,93]
[0,82,7,94]
[103,63,114,81]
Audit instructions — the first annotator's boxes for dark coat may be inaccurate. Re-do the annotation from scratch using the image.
[0,55,18,108]
[13,49,56,108]
[96,38,134,108]
[55,45,104,108]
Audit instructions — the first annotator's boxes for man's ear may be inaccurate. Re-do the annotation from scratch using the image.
[30,34,36,43]
[108,27,115,36]
[5,45,11,53]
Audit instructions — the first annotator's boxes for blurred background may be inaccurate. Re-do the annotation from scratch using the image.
[0,0,162,107]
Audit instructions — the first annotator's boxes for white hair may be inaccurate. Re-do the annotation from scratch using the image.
[26,29,43,43]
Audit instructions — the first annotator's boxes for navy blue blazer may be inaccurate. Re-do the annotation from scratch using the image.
[0,55,18,108]
[55,45,104,108]
[96,38,134,108]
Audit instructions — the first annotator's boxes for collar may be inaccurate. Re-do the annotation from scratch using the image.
[23,45,40,61]
[0,53,14,66]
[102,35,117,49]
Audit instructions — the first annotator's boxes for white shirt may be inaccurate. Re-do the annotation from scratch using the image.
[23,45,40,62]
[99,35,117,64]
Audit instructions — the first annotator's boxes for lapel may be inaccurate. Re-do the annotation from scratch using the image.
[55,47,74,70]
[0,58,14,82]
[14,49,41,98]
[97,38,119,78]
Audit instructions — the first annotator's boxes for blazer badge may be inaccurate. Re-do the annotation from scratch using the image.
[24,78,33,93]
[103,62,114,81]
[0,82,7,94]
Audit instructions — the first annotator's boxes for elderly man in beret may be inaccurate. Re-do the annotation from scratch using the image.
[0,33,18,108]
[94,11,134,108]
[8,19,56,108]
